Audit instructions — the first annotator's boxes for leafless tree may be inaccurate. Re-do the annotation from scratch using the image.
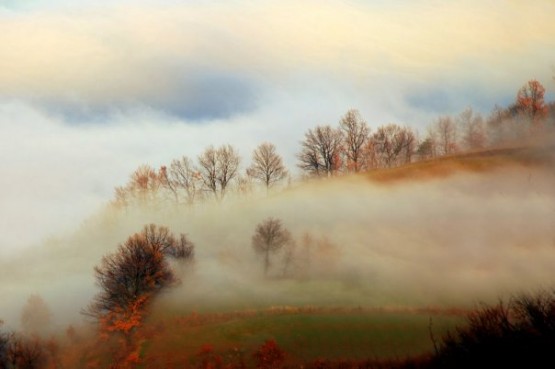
[457,107,487,151]
[297,125,343,177]
[246,143,288,191]
[252,218,292,276]
[434,116,458,156]
[339,109,369,172]
[158,156,201,206]
[84,224,194,327]
[370,124,416,167]
[216,144,240,197]
[198,145,240,201]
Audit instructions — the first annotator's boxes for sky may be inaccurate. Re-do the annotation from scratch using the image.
[0,0,554,254]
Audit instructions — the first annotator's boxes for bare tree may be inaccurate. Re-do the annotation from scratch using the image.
[339,109,369,172]
[434,116,458,156]
[252,218,292,276]
[457,107,487,151]
[246,143,288,191]
[197,146,218,198]
[297,125,343,177]
[217,145,240,198]
[84,224,194,332]
[198,145,240,201]
[370,124,416,168]
[160,156,201,206]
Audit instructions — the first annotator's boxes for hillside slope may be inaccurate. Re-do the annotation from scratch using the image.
[364,144,555,184]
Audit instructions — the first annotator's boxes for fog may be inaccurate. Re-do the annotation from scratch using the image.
[1,159,554,331]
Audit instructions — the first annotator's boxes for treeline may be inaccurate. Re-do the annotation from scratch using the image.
[112,79,554,209]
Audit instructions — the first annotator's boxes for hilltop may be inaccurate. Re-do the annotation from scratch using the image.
[363,144,555,184]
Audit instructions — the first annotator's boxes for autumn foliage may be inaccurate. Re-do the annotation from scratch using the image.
[85,224,194,329]
[252,340,285,369]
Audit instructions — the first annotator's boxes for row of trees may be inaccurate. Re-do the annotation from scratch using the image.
[299,79,553,175]
[298,113,417,177]
[112,79,554,208]
[113,142,289,208]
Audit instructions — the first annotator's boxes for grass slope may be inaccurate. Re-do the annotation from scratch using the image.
[364,145,555,184]
[136,308,463,368]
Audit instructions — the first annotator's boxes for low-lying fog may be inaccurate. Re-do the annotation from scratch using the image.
[1,163,554,331]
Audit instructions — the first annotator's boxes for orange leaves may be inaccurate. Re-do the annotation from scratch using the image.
[99,295,149,336]
[516,79,547,123]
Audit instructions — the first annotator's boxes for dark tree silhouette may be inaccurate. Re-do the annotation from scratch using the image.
[297,125,343,177]
[84,224,194,333]
[252,218,292,276]
[370,124,416,167]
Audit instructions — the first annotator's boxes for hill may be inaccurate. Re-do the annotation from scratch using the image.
[364,144,555,184]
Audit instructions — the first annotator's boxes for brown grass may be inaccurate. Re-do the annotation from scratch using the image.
[364,145,555,184]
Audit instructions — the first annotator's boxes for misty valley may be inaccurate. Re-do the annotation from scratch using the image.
[2,1,555,367]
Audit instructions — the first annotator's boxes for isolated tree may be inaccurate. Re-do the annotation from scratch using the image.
[339,109,369,172]
[370,124,416,167]
[252,218,292,276]
[247,143,288,191]
[20,295,51,336]
[84,224,194,333]
[198,145,240,201]
[515,79,547,125]
[297,125,343,177]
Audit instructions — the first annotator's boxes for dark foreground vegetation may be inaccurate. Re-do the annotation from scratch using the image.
[3,290,555,368]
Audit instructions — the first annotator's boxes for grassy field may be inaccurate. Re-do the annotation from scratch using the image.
[136,308,465,368]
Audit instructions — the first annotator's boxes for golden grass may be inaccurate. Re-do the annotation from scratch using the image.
[364,145,555,184]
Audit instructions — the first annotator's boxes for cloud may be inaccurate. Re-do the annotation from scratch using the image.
[0,0,553,121]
